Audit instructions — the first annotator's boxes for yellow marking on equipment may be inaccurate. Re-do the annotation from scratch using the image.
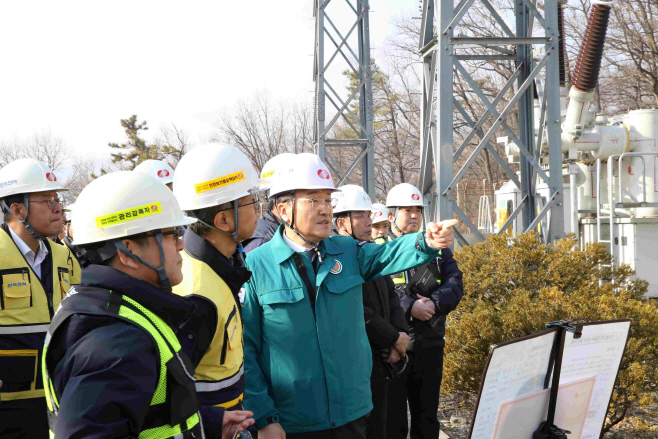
[195,171,245,194]
[95,202,163,228]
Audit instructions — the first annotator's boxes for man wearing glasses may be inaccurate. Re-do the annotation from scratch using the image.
[0,158,78,438]
[172,143,262,430]
[242,153,456,439]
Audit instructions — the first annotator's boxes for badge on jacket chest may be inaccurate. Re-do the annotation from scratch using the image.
[329,259,342,275]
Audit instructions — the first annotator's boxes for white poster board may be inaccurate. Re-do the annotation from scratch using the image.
[559,321,631,439]
[468,320,631,439]
[469,330,557,439]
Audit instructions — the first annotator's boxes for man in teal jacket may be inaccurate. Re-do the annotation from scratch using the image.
[243,154,455,439]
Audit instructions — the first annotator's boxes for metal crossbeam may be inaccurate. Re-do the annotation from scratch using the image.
[417,0,565,244]
[313,0,375,199]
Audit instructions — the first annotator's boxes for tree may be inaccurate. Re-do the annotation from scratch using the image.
[0,130,68,171]
[108,115,151,169]
[447,233,658,435]
[212,93,314,172]
[108,116,192,172]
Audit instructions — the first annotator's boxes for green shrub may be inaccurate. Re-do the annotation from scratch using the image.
[447,232,658,434]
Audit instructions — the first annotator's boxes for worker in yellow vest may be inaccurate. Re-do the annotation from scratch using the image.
[172,144,262,425]
[0,158,78,438]
[41,170,253,438]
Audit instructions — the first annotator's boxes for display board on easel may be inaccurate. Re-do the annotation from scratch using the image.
[468,320,631,439]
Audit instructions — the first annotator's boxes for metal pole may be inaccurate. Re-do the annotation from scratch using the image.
[569,164,579,245]
[544,0,565,241]
[436,0,455,223]
[517,0,536,233]
[313,0,376,197]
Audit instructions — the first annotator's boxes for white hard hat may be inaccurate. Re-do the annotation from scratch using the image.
[386,183,424,208]
[173,143,260,211]
[73,171,196,246]
[64,203,75,213]
[0,158,67,199]
[269,153,338,198]
[332,185,373,214]
[371,203,388,224]
[133,160,175,185]
[260,153,296,191]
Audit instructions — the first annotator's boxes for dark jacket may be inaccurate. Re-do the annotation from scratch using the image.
[242,210,279,253]
[389,231,464,349]
[44,265,225,438]
[362,273,409,380]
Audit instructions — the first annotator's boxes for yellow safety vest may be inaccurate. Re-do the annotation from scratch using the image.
[173,251,244,409]
[60,243,81,286]
[0,227,76,401]
[42,288,202,439]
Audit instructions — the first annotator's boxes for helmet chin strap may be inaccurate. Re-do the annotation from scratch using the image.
[113,232,172,294]
[391,207,423,236]
[2,195,44,241]
[190,200,245,264]
[276,192,323,264]
[392,207,405,236]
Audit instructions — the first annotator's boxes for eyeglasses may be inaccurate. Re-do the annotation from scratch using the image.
[349,212,371,222]
[138,227,185,239]
[217,197,261,212]
[297,198,337,209]
[30,196,63,210]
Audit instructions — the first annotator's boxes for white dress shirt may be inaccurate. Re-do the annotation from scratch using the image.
[8,226,49,279]
[282,229,310,253]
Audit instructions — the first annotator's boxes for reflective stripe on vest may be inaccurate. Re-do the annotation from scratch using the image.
[42,290,203,439]
[0,227,74,402]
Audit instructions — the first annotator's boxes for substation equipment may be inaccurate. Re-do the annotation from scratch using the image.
[418,0,658,298]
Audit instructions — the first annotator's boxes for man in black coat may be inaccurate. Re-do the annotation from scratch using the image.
[332,185,411,439]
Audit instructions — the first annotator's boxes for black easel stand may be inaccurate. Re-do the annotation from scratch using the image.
[532,320,582,439]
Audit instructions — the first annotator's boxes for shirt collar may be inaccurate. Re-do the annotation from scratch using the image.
[270,225,345,265]
[281,229,308,253]
[8,225,48,261]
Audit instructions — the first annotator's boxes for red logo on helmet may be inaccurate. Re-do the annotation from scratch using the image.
[317,169,330,180]
[411,194,420,201]
[157,169,170,178]
[151,205,159,211]
[46,173,57,182]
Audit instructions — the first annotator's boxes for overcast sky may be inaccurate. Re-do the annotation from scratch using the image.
[0,0,417,162]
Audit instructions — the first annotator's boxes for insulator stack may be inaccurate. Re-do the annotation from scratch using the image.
[557,1,567,87]
[571,2,612,92]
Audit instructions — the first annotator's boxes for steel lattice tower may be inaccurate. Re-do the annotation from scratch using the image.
[313,0,376,200]
[418,0,565,245]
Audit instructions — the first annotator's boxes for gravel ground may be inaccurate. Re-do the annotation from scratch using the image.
[434,394,658,439]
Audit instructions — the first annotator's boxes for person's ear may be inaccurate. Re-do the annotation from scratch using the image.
[213,210,232,233]
[10,203,26,221]
[278,202,291,224]
[116,240,143,269]
[388,213,394,223]
[336,217,344,232]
